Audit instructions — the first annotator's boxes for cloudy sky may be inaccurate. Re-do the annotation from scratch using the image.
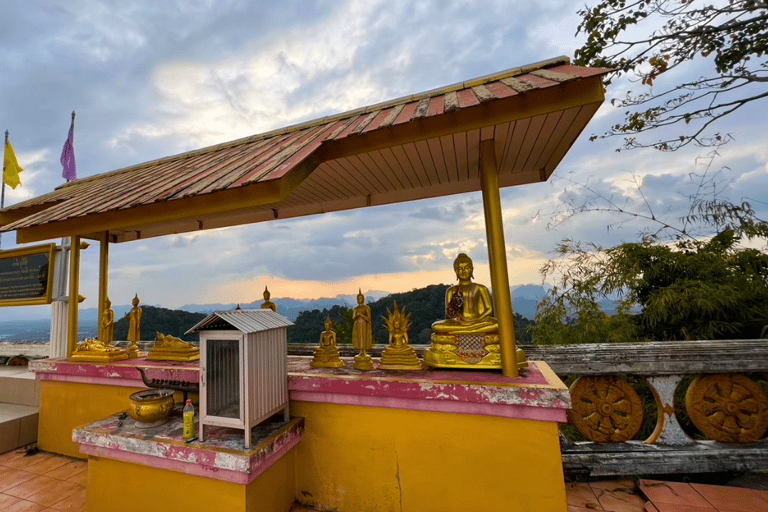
[1,0,766,317]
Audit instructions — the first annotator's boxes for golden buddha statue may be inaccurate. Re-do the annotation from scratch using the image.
[101,298,115,344]
[125,294,142,358]
[424,253,527,370]
[310,317,345,368]
[147,332,200,362]
[379,302,421,371]
[352,290,373,371]
[261,286,277,312]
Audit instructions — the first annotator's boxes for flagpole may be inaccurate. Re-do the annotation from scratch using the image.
[1,130,7,250]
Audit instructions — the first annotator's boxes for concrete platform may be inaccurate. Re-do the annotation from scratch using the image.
[0,365,40,453]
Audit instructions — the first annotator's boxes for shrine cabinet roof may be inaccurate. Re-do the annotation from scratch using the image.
[186,309,294,335]
[0,55,610,244]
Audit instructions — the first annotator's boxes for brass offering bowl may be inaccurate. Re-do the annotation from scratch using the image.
[128,389,175,424]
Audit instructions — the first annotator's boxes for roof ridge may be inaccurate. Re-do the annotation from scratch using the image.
[54,56,571,191]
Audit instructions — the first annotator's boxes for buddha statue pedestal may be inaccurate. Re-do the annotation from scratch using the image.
[69,338,129,363]
[310,345,345,368]
[379,344,421,371]
[147,333,200,362]
[424,333,528,370]
[353,353,373,371]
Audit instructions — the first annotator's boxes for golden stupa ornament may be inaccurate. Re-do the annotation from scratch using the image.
[379,302,421,371]
[125,294,142,358]
[261,286,277,312]
[423,253,527,370]
[70,297,128,362]
[352,290,374,371]
[310,316,345,368]
[146,333,200,362]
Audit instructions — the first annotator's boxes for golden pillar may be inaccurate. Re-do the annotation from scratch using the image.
[98,232,109,340]
[67,236,81,357]
[479,139,518,378]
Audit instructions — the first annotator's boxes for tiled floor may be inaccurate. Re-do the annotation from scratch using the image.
[0,449,86,512]
[3,447,768,512]
[567,478,768,512]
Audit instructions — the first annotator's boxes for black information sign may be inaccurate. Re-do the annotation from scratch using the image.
[0,244,56,306]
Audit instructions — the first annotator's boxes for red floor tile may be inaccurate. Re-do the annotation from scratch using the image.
[639,480,713,509]
[23,455,71,475]
[3,474,59,500]
[42,460,86,480]
[0,467,37,493]
[566,482,601,509]
[24,479,83,507]
[0,450,27,466]
[0,493,23,509]
[691,482,768,512]
[3,452,54,470]
[50,488,87,511]
[2,499,48,512]
[65,468,87,487]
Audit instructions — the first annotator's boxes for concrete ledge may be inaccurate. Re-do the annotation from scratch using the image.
[0,404,38,453]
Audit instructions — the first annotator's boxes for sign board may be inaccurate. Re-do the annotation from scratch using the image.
[0,244,56,306]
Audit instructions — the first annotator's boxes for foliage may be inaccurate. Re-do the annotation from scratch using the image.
[113,305,206,342]
[288,304,353,344]
[533,221,768,344]
[575,0,768,151]
[289,283,537,345]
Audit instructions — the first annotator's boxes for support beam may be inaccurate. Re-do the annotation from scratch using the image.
[98,232,109,340]
[67,235,81,357]
[479,139,518,378]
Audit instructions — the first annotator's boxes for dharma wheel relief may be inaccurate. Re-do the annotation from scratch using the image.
[563,371,768,446]
[685,373,768,443]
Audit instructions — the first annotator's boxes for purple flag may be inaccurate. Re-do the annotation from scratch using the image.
[60,116,76,181]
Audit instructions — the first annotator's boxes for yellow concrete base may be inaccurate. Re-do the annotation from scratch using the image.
[86,450,296,512]
[38,380,144,458]
[291,401,567,512]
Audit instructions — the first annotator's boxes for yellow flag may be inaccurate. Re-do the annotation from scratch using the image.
[3,141,23,189]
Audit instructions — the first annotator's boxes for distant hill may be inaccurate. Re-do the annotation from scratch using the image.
[178,291,391,321]
[289,283,537,345]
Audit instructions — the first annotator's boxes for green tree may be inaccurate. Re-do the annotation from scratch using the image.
[575,0,768,151]
[533,196,768,344]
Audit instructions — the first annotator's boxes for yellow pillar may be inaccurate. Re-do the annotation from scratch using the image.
[67,235,81,357]
[98,231,109,340]
[479,139,518,378]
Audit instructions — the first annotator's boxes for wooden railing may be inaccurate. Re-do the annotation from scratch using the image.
[289,340,768,478]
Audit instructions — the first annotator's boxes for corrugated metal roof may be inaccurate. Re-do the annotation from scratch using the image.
[0,56,611,244]
[186,309,294,334]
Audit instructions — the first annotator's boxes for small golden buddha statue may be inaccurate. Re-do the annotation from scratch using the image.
[147,332,200,362]
[261,286,277,312]
[379,302,421,371]
[125,294,142,358]
[310,317,345,368]
[352,290,373,371]
[424,253,527,370]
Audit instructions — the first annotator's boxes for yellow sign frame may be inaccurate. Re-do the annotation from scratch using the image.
[0,243,57,307]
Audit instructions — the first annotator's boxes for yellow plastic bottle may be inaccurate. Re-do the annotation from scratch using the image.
[183,399,195,439]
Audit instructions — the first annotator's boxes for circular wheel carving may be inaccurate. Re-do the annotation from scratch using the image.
[685,374,768,443]
[568,376,644,442]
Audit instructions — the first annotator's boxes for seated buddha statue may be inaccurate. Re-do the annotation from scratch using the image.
[426,253,528,369]
[310,317,345,368]
[431,253,498,335]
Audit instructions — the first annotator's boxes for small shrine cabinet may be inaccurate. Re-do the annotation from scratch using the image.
[186,309,293,448]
